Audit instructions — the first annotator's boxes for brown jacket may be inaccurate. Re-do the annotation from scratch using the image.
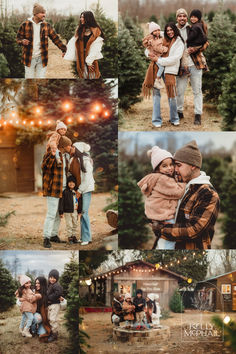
[122,300,135,321]
[75,27,101,78]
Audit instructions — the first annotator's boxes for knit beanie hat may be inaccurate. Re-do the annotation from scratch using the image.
[176,8,188,18]
[148,22,161,34]
[56,120,67,131]
[33,3,46,15]
[147,293,155,301]
[19,275,31,286]
[125,293,131,300]
[174,140,202,168]
[58,136,72,149]
[49,269,59,281]
[73,142,91,154]
[147,146,173,171]
[190,9,202,21]
[136,289,143,296]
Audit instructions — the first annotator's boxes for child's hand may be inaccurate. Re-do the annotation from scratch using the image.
[60,296,64,301]
[60,214,64,218]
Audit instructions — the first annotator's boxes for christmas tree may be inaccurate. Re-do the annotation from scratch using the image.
[169,289,184,313]
[118,15,147,110]
[202,8,236,103]
[60,252,79,298]
[0,259,17,312]
[118,161,150,249]
[218,55,236,131]
[212,315,236,351]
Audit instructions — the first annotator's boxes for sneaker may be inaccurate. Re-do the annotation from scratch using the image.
[43,237,51,248]
[171,121,180,126]
[22,327,32,338]
[80,242,89,246]
[154,78,164,89]
[68,237,74,245]
[194,114,201,125]
[72,236,79,243]
[50,235,61,243]
[48,332,58,342]
[152,122,162,128]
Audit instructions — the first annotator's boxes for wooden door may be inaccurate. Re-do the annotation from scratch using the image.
[232,283,236,311]
[0,148,17,193]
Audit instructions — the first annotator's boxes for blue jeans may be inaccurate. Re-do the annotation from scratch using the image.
[81,192,92,242]
[43,197,61,238]
[20,311,34,329]
[176,66,203,114]
[152,88,179,125]
[31,312,47,335]
[157,64,165,78]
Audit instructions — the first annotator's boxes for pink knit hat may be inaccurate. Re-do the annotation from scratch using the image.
[147,146,173,170]
[149,22,160,34]
[125,293,131,300]
[19,275,31,286]
[56,120,67,131]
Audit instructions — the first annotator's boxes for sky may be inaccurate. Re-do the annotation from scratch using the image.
[7,0,118,21]
[0,250,78,277]
[119,132,236,155]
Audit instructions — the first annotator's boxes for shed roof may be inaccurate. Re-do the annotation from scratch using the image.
[198,270,236,283]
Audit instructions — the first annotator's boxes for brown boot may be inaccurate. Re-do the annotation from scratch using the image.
[194,114,201,125]
[68,236,74,245]
[48,331,58,342]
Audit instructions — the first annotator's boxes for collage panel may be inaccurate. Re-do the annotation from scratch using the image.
[0,0,118,79]
[118,131,236,250]
[0,250,79,353]
[0,78,118,250]
[79,250,236,353]
[118,0,236,132]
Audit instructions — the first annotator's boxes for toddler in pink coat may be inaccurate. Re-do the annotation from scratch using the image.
[46,120,67,166]
[137,146,185,249]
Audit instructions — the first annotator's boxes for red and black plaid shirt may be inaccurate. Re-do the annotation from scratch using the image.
[17,20,67,67]
[160,184,220,249]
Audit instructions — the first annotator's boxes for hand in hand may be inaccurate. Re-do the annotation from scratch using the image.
[22,39,30,45]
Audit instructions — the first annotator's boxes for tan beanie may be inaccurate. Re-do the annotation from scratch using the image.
[58,136,72,149]
[174,140,202,168]
[33,3,46,15]
[176,8,188,18]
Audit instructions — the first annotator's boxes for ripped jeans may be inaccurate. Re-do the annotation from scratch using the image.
[31,312,46,335]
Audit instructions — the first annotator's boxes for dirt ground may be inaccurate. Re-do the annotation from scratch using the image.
[46,39,75,79]
[119,86,222,132]
[81,311,235,354]
[0,306,69,354]
[0,192,116,250]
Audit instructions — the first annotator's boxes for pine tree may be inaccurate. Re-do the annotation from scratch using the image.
[218,55,236,131]
[118,15,147,110]
[60,252,79,298]
[118,161,150,249]
[169,289,184,313]
[202,9,236,103]
[221,170,236,248]
[212,315,236,351]
[0,259,17,312]
[142,250,208,284]
[0,53,10,77]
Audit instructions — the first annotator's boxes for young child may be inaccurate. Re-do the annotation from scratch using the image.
[16,275,42,338]
[181,9,208,76]
[133,289,146,325]
[145,293,161,327]
[58,175,82,244]
[137,146,186,250]
[46,120,67,166]
[47,269,64,342]
[142,22,168,89]
[122,293,135,328]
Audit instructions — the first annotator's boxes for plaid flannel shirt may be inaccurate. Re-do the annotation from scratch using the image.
[41,152,63,198]
[160,184,220,249]
[16,20,67,67]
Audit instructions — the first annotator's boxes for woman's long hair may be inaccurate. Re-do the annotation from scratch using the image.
[74,147,89,173]
[35,276,48,309]
[200,20,208,35]
[76,11,104,40]
[164,22,184,43]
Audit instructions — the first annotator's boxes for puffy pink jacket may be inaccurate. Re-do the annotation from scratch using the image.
[46,131,61,153]
[137,173,185,221]
[17,288,42,313]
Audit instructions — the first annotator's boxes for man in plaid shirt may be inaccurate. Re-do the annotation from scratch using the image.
[153,141,220,250]
[42,136,72,248]
[16,3,67,78]
[175,8,209,125]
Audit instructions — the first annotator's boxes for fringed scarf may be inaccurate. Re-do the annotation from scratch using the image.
[142,37,177,99]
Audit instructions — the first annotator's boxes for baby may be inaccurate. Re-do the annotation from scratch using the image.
[46,120,67,166]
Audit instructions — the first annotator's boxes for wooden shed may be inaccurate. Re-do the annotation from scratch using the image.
[0,127,34,193]
[82,260,187,309]
[196,270,236,312]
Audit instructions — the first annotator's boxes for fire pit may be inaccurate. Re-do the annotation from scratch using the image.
[113,325,170,344]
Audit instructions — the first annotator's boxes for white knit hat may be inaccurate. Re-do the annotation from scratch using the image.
[125,293,131,300]
[73,142,90,153]
[19,275,31,286]
[147,146,173,171]
[56,120,67,131]
[149,22,161,34]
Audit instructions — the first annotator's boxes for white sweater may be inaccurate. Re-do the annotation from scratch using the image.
[77,156,95,194]
[157,37,185,75]
[64,36,103,63]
